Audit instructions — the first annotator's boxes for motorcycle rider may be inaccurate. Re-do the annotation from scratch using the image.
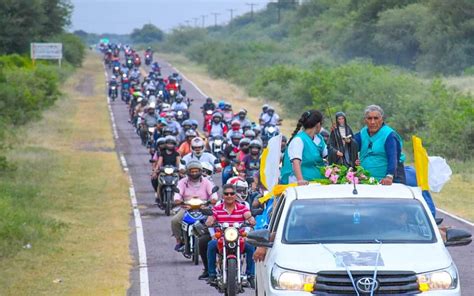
[108,75,119,97]
[221,132,243,184]
[226,120,242,140]
[205,184,256,286]
[140,105,160,145]
[242,140,262,193]
[155,136,181,172]
[172,161,218,252]
[235,109,251,127]
[201,97,216,113]
[260,106,282,126]
[171,94,188,111]
[182,137,222,172]
[222,103,234,124]
[259,104,269,121]
[207,112,228,138]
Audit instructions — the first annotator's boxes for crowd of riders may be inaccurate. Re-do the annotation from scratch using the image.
[101,41,444,295]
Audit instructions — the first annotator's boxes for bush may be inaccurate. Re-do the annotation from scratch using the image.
[51,33,86,67]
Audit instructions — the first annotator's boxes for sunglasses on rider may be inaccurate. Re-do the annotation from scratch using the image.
[223,191,236,196]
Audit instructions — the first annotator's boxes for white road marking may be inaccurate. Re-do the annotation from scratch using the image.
[437,208,474,227]
[103,64,150,295]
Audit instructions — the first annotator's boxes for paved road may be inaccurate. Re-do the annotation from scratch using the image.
[106,55,474,295]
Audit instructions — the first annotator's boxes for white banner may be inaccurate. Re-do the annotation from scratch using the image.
[31,43,63,59]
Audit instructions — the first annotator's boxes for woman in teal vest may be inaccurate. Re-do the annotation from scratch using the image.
[354,105,406,185]
[280,110,327,185]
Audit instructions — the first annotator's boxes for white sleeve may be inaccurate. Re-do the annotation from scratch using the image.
[288,137,304,161]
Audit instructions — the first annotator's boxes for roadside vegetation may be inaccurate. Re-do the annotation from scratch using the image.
[0,1,130,294]
[0,54,131,295]
[134,0,474,219]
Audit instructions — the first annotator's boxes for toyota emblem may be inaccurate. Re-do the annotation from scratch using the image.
[356,277,379,293]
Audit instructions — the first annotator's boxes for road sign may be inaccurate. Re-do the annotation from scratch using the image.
[30,43,63,67]
[31,43,63,59]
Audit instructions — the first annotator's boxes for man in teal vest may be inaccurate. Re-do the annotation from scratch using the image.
[354,105,406,185]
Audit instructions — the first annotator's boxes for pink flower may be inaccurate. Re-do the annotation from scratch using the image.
[346,171,355,181]
[353,177,359,184]
[330,174,339,184]
[325,168,332,178]
[334,167,340,173]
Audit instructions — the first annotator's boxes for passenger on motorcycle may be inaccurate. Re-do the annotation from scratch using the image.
[221,132,243,184]
[226,120,242,140]
[226,177,250,208]
[216,100,226,112]
[244,130,256,141]
[259,106,282,126]
[164,112,182,135]
[259,104,269,121]
[241,122,252,134]
[177,130,197,157]
[182,137,222,172]
[151,137,167,198]
[242,140,262,193]
[172,161,218,252]
[222,103,234,123]
[237,138,251,162]
[207,112,228,138]
[205,184,256,286]
[235,109,252,127]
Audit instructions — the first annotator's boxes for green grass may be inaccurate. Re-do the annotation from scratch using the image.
[0,53,131,295]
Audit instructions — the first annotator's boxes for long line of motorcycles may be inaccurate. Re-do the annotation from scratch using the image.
[101,42,274,295]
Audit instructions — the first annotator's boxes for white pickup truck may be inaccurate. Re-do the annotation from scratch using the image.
[248,184,472,295]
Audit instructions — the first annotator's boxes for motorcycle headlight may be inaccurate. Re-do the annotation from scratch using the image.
[177,111,183,115]
[148,127,155,133]
[268,126,275,133]
[417,264,458,292]
[271,264,316,292]
[159,90,163,95]
[224,227,239,242]
[175,83,179,87]
[170,90,175,95]
[111,86,116,89]
[164,167,174,175]
[214,140,222,145]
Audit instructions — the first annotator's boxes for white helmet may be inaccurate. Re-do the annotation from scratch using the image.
[201,162,214,177]
[191,137,205,156]
[226,177,249,200]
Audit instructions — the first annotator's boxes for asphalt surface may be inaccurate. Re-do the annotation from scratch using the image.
[106,55,474,295]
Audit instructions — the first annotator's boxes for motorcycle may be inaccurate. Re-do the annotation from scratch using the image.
[159,165,179,216]
[145,54,152,66]
[109,85,118,101]
[202,208,263,296]
[261,125,280,147]
[112,64,120,76]
[126,58,133,69]
[175,109,190,124]
[209,135,227,158]
[134,56,141,68]
[180,187,219,264]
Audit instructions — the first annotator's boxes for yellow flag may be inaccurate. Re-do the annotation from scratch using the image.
[412,136,430,191]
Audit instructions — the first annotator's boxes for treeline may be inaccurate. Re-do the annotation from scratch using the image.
[0,0,85,169]
[151,0,473,160]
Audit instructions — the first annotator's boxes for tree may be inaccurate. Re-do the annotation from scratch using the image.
[130,24,164,44]
[0,0,72,54]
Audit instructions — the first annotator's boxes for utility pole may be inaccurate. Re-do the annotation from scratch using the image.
[193,17,199,27]
[201,15,207,28]
[211,12,220,27]
[185,20,191,27]
[227,8,236,24]
[246,3,258,18]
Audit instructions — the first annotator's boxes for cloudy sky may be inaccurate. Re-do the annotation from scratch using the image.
[71,0,271,34]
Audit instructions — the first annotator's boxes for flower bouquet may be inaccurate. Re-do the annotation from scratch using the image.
[316,164,377,185]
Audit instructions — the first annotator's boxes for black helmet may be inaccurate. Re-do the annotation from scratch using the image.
[206,97,212,103]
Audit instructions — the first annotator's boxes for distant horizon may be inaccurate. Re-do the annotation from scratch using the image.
[70,0,271,34]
